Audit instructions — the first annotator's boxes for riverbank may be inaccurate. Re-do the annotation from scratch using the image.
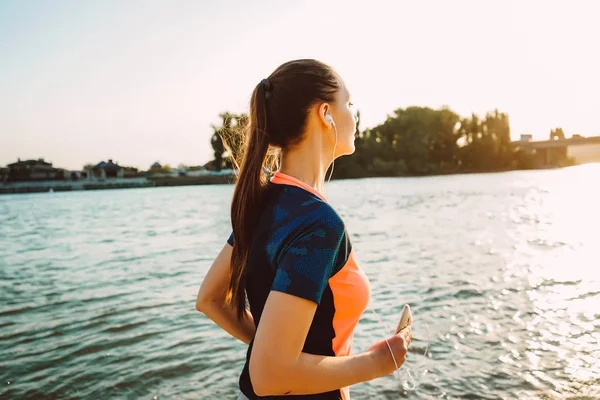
[4,162,594,195]
[0,175,235,195]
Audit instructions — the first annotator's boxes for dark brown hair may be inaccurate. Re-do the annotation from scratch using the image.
[225,59,340,319]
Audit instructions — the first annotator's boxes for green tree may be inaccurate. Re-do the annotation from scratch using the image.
[367,107,461,175]
[457,109,512,172]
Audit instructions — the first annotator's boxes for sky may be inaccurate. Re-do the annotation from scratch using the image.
[1,0,599,170]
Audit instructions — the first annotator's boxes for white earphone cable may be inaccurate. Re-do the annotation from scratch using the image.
[325,118,338,194]
[370,307,430,391]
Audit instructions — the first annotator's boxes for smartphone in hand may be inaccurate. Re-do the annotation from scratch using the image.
[395,304,412,334]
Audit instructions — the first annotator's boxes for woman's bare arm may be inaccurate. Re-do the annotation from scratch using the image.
[196,243,255,344]
[250,291,410,396]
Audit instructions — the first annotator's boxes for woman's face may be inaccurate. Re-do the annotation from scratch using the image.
[329,78,357,158]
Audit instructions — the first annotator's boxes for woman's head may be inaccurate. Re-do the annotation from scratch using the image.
[252,59,357,157]
[226,59,356,318]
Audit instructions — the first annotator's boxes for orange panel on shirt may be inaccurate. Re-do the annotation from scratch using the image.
[330,250,371,356]
[329,251,371,400]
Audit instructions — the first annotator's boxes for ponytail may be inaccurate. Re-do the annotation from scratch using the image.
[226,80,275,319]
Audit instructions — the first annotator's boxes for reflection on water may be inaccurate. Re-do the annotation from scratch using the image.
[1,164,599,399]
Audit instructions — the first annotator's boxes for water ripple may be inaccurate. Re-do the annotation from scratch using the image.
[2,168,600,399]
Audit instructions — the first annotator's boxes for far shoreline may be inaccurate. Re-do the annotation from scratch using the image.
[0,174,235,196]
[1,164,585,196]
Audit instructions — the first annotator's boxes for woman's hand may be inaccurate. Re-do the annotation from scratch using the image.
[368,325,412,377]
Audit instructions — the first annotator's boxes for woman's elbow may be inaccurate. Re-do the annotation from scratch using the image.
[195,287,224,312]
[250,354,292,396]
[195,297,207,312]
[195,294,216,313]
[250,366,276,396]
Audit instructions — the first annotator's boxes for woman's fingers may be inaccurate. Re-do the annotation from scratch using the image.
[389,331,409,365]
[399,325,412,346]
[368,325,414,376]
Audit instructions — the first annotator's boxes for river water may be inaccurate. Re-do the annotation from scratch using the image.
[1,165,599,399]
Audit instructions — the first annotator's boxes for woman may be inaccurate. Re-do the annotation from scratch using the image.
[196,59,412,399]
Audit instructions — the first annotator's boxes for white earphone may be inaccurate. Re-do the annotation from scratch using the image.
[325,113,335,126]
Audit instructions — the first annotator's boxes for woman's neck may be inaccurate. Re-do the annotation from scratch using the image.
[278,135,333,196]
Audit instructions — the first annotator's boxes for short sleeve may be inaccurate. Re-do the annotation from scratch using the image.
[271,208,347,305]
[226,232,234,246]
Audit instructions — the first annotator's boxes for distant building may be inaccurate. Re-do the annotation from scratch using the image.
[147,161,176,177]
[122,166,139,178]
[0,167,8,183]
[68,170,88,180]
[567,137,600,164]
[6,159,64,182]
[520,134,533,142]
[514,135,600,167]
[90,159,124,179]
[185,165,209,177]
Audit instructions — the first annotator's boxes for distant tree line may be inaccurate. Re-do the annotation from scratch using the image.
[209,106,545,178]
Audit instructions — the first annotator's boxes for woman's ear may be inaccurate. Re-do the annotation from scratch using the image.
[318,102,332,128]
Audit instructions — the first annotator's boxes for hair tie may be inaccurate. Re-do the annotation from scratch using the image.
[261,78,271,99]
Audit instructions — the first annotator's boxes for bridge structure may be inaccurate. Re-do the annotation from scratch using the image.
[513,135,600,167]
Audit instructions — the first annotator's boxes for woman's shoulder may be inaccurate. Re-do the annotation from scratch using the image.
[271,184,345,230]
